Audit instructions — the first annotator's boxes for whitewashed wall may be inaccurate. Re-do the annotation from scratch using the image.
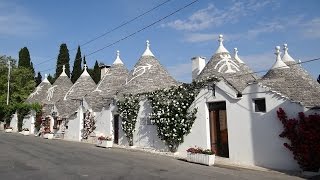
[22,110,36,134]
[94,108,112,137]
[177,82,311,171]
[10,112,18,132]
[64,107,84,141]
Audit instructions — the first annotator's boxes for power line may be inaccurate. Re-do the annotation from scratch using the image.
[39,0,200,73]
[34,0,172,67]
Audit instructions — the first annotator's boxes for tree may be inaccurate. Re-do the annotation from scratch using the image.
[71,46,82,83]
[18,47,34,76]
[55,44,70,80]
[0,55,35,123]
[35,72,42,86]
[47,74,53,84]
[83,55,87,65]
[92,60,101,84]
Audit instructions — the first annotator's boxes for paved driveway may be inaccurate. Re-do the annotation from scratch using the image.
[0,132,303,180]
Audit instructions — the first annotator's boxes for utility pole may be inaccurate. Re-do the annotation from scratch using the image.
[6,60,11,105]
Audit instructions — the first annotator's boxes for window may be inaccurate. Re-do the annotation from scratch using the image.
[253,98,266,112]
[140,117,154,125]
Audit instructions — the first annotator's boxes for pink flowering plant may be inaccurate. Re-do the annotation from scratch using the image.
[187,147,215,155]
[98,135,112,141]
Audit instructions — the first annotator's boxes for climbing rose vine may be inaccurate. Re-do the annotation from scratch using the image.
[82,110,96,139]
[117,94,140,146]
[147,81,208,152]
[277,108,320,172]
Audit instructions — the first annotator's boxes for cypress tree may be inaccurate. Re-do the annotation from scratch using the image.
[35,72,42,86]
[92,60,101,84]
[55,43,70,79]
[83,55,87,66]
[30,62,35,76]
[18,47,31,69]
[71,46,82,83]
[47,74,53,84]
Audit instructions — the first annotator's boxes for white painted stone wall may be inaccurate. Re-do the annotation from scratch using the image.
[94,109,113,137]
[9,112,18,132]
[22,111,36,134]
[177,82,316,171]
[64,107,84,141]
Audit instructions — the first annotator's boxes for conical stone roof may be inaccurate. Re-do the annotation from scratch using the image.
[260,46,320,108]
[63,65,96,101]
[43,65,73,104]
[85,50,129,111]
[120,40,178,95]
[196,35,256,93]
[26,75,52,105]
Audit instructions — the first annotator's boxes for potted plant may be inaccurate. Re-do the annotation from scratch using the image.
[22,128,30,136]
[96,135,113,148]
[43,132,54,139]
[186,147,215,166]
[5,127,13,133]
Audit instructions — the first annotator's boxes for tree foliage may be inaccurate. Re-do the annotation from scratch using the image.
[71,46,82,83]
[55,43,70,80]
[92,60,101,84]
[0,55,37,123]
[35,72,42,86]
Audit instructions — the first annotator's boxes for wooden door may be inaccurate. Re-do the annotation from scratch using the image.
[113,115,119,144]
[208,102,229,158]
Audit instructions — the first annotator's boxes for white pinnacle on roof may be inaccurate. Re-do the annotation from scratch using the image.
[282,44,295,62]
[60,65,67,76]
[42,74,50,83]
[234,48,244,64]
[271,46,289,70]
[113,50,124,64]
[215,34,229,54]
[81,64,90,76]
[142,40,155,57]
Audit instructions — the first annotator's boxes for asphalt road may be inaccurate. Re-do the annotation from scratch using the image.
[0,132,303,180]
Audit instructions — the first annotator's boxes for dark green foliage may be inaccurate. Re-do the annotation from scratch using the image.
[92,60,101,84]
[47,74,53,84]
[83,55,87,66]
[71,46,82,83]
[35,72,42,86]
[18,47,31,69]
[55,43,70,80]
[0,55,37,124]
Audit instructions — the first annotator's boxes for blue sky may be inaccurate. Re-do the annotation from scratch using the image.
[0,0,319,82]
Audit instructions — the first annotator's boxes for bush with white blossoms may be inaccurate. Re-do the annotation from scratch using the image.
[117,94,140,146]
[82,110,96,139]
[147,81,208,152]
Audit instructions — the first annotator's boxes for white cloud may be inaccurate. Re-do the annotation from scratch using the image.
[241,52,275,75]
[168,62,192,83]
[0,2,43,37]
[184,32,241,43]
[164,1,273,31]
[302,17,320,39]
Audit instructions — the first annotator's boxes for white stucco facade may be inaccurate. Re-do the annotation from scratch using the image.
[9,112,18,132]
[63,107,84,142]
[22,110,36,134]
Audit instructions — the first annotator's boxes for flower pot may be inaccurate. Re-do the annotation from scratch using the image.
[187,153,215,166]
[23,131,30,136]
[96,140,113,148]
[5,129,13,133]
[44,133,54,139]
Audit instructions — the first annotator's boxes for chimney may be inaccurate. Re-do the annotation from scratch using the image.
[191,56,206,80]
[99,63,111,80]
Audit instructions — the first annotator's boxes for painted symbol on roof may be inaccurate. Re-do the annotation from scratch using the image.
[214,54,240,73]
[47,85,57,101]
[63,82,79,100]
[94,72,112,92]
[126,63,152,84]
[29,85,43,99]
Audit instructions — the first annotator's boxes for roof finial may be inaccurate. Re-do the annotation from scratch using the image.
[142,40,155,57]
[60,64,67,76]
[113,50,124,64]
[282,43,295,62]
[234,48,244,64]
[81,64,90,76]
[215,34,229,54]
[43,73,50,83]
[271,46,289,70]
